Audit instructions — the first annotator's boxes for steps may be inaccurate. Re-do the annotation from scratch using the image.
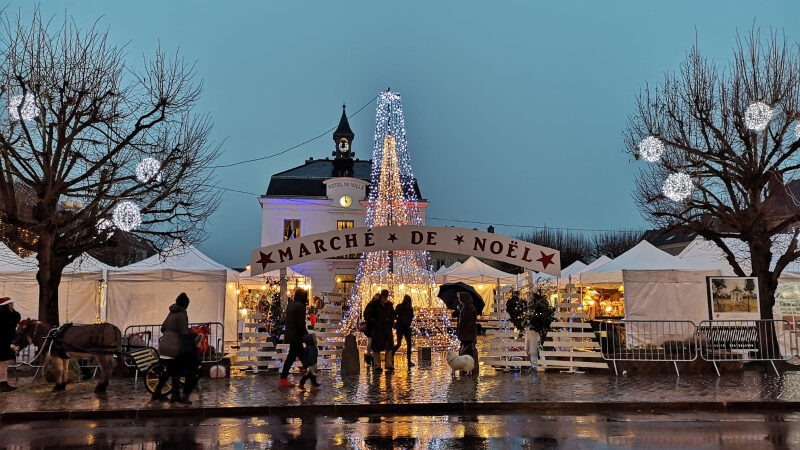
[537,296,608,373]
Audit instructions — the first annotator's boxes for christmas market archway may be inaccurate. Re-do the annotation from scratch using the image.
[250,225,560,277]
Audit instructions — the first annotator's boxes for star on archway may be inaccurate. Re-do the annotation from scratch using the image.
[537,251,555,270]
[256,251,274,269]
[454,235,464,245]
[388,233,398,242]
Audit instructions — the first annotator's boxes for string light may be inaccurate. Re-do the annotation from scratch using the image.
[744,101,773,131]
[638,136,665,162]
[112,201,142,231]
[135,158,162,183]
[345,90,457,349]
[7,93,39,121]
[663,172,693,202]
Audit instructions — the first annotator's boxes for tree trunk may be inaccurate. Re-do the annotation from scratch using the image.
[749,239,777,320]
[36,232,68,325]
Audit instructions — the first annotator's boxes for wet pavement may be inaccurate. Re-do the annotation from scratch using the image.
[2,338,800,418]
[1,412,800,449]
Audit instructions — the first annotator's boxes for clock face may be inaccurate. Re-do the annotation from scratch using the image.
[339,195,352,208]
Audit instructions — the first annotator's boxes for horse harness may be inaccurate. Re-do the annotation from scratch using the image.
[46,323,121,359]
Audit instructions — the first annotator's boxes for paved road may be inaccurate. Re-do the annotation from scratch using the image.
[1,412,799,449]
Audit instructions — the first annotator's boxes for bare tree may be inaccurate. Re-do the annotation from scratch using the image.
[0,10,220,324]
[624,28,800,319]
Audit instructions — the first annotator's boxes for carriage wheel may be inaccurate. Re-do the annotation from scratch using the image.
[143,362,186,396]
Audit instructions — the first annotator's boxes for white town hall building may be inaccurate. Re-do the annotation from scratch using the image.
[259,106,427,295]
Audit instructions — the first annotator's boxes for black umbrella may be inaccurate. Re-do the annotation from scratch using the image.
[437,282,486,315]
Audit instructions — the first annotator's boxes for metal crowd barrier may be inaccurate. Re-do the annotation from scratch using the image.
[599,320,698,376]
[11,343,42,379]
[123,322,225,363]
[697,319,794,376]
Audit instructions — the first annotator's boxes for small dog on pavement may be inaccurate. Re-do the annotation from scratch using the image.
[446,350,475,377]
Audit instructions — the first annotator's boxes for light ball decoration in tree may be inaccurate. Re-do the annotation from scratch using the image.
[135,158,162,183]
[96,218,114,234]
[662,172,693,202]
[112,201,142,232]
[7,93,39,121]
[744,101,773,131]
[638,136,665,162]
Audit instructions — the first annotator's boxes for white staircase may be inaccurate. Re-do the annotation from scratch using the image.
[233,312,288,372]
[314,293,346,369]
[537,292,608,372]
[481,292,532,370]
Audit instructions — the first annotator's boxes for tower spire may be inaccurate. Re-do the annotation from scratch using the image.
[332,104,355,177]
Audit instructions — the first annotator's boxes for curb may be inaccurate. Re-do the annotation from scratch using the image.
[3,400,800,423]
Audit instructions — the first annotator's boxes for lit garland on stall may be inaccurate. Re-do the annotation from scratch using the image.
[345,90,457,349]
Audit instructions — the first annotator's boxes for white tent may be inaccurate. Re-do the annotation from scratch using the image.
[578,241,719,336]
[0,244,108,323]
[678,235,800,280]
[581,241,706,284]
[107,240,238,342]
[437,257,517,314]
[238,267,308,287]
[535,260,588,283]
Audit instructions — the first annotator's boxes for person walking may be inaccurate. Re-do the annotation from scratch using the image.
[0,298,20,392]
[279,288,309,387]
[298,332,320,388]
[456,292,479,373]
[362,293,380,367]
[392,294,415,367]
[153,293,199,404]
[365,289,396,373]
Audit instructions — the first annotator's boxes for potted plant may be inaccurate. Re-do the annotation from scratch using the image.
[522,291,555,365]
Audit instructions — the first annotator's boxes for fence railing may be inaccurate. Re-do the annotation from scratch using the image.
[697,319,793,376]
[122,322,225,363]
[599,320,697,376]
[599,319,796,377]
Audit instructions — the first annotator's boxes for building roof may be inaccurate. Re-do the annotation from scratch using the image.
[265,157,423,200]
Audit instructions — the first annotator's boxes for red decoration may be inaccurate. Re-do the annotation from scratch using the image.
[537,251,555,269]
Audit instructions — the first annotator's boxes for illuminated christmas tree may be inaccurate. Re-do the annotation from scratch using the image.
[346,90,456,349]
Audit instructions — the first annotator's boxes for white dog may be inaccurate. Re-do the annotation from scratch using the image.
[446,350,475,377]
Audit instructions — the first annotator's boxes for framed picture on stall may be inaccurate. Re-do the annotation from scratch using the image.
[706,276,760,320]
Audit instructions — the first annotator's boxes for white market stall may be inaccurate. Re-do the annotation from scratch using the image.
[107,240,238,343]
[436,256,517,314]
[579,240,719,325]
[0,243,108,323]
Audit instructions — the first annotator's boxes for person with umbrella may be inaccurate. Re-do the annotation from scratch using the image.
[364,289,395,373]
[456,292,479,372]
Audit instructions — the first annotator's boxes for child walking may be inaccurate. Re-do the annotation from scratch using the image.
[299,332,320,388]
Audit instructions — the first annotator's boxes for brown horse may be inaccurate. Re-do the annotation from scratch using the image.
[13,320,121,393]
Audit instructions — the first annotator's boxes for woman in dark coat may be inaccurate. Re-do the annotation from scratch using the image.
[153,293,198,404]
[279,288,309,387]
[365,289,395,373]
[0,298,20,392]
[456,292,479,368]
[392,295,415,367]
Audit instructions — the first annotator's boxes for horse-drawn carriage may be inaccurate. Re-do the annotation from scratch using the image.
[13,320,222,395]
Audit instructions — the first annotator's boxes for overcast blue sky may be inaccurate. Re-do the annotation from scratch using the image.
[21,1,800,267]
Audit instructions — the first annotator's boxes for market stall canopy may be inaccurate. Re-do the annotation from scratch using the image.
[107,240,238,341]
[536,260,587,281]
[436,261,462,276]
[238,267,308,286]
[580,241,704,285]
[436,256,517,284]
[678,235,800,279]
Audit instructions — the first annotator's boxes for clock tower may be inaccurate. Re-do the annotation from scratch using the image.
[332,104,355,178]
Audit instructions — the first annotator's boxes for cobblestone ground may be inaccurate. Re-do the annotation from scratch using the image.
[1,338,800,413]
